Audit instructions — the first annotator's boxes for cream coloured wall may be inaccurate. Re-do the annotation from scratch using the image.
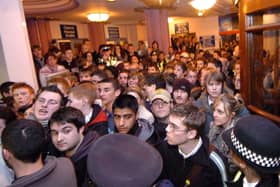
[136,24,147,42]
[48,16,219,50]
[119,24,138,46]
[105,24,147,47]
[105,16,220,49]
[168,16,220,49]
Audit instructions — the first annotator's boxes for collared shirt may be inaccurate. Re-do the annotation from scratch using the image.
[208,96,214,107]
[85,108,93,124]
[178,137,202,159]
[243,177,259,187]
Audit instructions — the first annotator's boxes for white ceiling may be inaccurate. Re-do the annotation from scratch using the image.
[23,0,238,24]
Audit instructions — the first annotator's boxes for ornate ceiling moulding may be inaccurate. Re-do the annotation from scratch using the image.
[134,6,176,13]
[140,0,177,9]
[23,0,79,14]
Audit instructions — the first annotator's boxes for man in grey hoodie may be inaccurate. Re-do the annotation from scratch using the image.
[49,107,99,187]
[2,119,77,187]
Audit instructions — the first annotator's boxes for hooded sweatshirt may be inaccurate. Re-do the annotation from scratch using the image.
[71,131,99,187]
[9,156,77,187]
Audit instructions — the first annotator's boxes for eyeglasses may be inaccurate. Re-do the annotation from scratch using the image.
[167,123,188,132]
[37,98,59,106]
[152,100,169,107]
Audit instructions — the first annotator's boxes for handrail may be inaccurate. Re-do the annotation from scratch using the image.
[247,105,280,126]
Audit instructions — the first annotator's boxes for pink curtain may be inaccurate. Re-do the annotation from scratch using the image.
[26,18,52,54]
[144,9,170,53]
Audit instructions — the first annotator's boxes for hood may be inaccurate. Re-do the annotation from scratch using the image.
[71,131,99,162]
[135,118,155,142]
[9,156,57,187]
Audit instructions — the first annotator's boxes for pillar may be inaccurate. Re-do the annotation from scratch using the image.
[0,0,38,90]
[144,9,170,53]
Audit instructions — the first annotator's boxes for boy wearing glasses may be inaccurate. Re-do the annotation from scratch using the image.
[26,85,65,157]
[151,89,173,140]
[159,103,225,187]
[27,85,64,128]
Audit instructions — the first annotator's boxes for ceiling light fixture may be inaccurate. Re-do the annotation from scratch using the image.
[87,13,110,22]
[198,11,204,16]
[168,17,174,23]
[232,0,240,8]
[190,0,216,11]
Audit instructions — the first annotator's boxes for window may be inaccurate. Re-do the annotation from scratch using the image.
[246,8,280,115]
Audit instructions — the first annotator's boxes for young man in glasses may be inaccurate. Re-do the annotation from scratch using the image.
[151,89,173,141]
[26,85,65,157]
[159,103,226,187]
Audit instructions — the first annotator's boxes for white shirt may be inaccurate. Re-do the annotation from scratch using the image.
[208,96,214,107]
[243,177,259,187]
[85,109,93,123]
[39,65,68,87]
[178,137,203,159]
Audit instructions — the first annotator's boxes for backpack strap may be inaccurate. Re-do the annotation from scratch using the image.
[209,146,228,187]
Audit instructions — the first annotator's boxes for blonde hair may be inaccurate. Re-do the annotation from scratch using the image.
[128,71,145,88]
[69,82,96,105]
[213,93,241,117]
[47,77,71,96]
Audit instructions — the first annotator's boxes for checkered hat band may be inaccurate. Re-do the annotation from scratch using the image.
[231,130,280,168]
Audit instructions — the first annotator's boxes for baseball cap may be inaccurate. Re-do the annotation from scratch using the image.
[151,89,172,103]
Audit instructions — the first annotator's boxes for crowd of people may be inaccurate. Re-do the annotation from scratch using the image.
[0,38,279,187]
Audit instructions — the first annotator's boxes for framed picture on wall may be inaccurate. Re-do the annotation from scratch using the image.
[60,24,78,39]
[174,23,189,34]
[199,35,215,48]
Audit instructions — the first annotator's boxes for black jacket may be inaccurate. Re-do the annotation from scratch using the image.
[59,59,78,72]
[159,137,224,187]
[71,131,99,187]
[85,104,108,136]
[153,119,168,141]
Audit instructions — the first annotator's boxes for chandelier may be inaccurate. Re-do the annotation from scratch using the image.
[87,13,110,22]
[190,0,216,10]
